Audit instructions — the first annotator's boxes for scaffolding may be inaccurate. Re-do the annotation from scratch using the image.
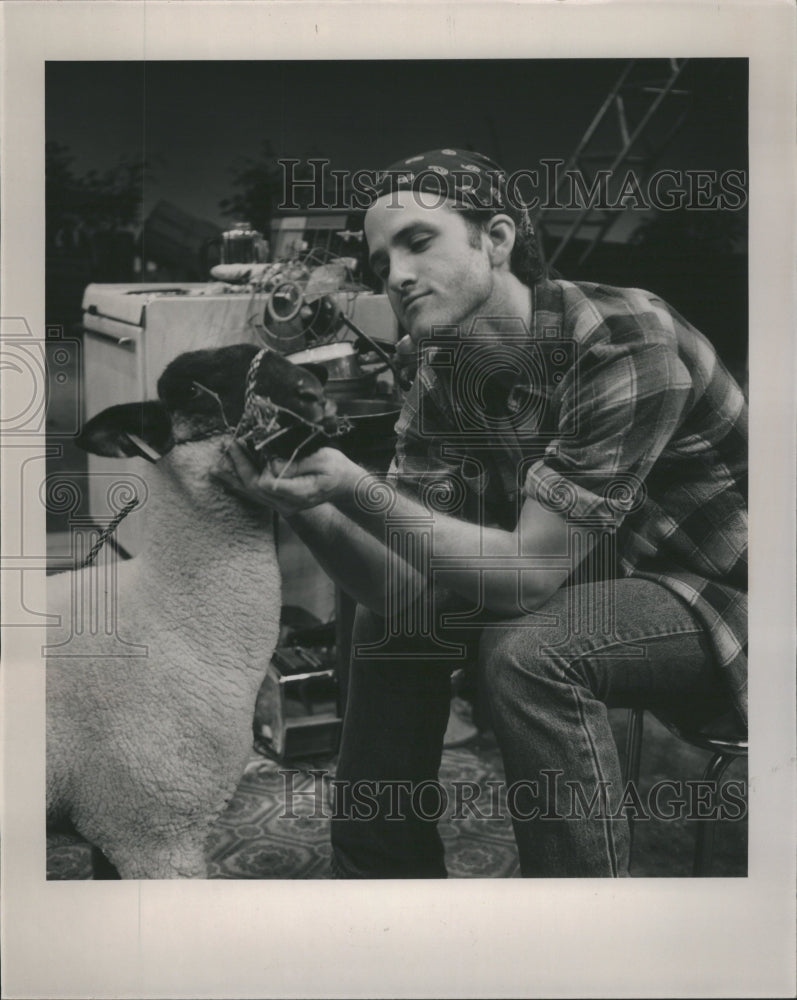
[535,59,692,269]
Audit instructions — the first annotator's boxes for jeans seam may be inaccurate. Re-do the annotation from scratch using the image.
[559,627,705,666]
[572,686,619,877]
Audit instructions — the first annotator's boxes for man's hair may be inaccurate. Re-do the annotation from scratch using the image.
[459,205,546,287]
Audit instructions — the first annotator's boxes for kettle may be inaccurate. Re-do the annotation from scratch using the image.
[220,221,269,265]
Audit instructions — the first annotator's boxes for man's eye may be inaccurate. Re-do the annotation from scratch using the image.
[410,236,431,252]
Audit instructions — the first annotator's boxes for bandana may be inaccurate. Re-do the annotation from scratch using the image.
[370,148,512,213]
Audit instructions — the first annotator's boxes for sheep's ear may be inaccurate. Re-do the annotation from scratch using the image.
[298,362,329,387]
[75,402,173,458]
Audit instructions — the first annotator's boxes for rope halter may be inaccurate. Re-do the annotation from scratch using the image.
[233,348,352,473]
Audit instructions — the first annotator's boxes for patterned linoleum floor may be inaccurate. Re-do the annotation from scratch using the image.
[47,713,747,879]
[47,739,519,880]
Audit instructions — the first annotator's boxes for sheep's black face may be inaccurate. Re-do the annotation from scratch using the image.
[157,344,342,458]
[250,350,335,428]
[235,347,349,464]
[157,344,261,444]
[77,344,346,462]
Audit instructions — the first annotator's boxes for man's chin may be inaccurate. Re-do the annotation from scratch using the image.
[404,325,429,346]
[406,314,461,344]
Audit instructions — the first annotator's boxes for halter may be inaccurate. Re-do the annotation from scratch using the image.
[79,496,141,567]
[78,348,352,567]
[232,348,352,476]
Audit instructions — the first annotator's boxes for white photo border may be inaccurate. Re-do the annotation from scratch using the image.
[1,2,795,997]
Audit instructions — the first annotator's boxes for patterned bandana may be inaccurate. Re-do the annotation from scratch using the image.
[370,148,511,212]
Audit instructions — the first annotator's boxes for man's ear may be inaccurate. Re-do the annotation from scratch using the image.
[485,214,516,268]
[75,401,173,458]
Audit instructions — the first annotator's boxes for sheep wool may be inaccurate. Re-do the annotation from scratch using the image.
[45,343,332,879]
[47,441,281,878]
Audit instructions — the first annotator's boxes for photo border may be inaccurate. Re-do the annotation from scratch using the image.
[2,2,795,997]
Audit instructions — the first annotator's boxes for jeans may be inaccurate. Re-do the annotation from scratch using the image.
[330,579,733,878]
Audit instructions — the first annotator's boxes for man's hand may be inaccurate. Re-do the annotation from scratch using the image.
[395,333,419,381]
[213,441,362,518]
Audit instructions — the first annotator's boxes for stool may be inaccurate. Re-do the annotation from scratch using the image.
[622,707,748,876]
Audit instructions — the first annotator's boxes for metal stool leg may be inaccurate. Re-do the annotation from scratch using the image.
[693,752,736,877]
[623,708,645,861]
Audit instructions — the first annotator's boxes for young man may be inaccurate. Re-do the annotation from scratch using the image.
[218,149,748,877]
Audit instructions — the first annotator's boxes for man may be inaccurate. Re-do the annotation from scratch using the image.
[218,149,747,877]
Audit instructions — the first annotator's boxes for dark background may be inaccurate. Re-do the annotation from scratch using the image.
[46,57,748,379]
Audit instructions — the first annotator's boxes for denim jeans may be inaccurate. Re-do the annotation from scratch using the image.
[330,579,733,878]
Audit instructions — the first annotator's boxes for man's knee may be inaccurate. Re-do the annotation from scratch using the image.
[478,604,570,705]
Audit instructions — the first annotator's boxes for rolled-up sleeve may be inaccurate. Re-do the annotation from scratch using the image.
[524,337,693,522]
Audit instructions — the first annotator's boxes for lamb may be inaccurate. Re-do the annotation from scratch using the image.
[46,343,342,879]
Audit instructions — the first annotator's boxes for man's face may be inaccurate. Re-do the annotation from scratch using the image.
[364,192,494,343]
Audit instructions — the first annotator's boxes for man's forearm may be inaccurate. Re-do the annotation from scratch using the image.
[220,439,570,619]
[285,503,427,616]
[335,471,570,617]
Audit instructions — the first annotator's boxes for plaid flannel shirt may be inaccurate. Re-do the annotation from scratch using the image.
[389,278,748,726]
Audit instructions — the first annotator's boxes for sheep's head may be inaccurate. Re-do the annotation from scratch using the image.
[76,343,348,464]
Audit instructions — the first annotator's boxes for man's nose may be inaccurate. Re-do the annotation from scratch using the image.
[386,253,416,294]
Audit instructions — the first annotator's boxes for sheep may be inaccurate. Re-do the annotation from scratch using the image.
[46,343,342,879]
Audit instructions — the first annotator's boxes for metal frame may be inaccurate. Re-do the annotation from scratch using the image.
[623,707,748,876]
